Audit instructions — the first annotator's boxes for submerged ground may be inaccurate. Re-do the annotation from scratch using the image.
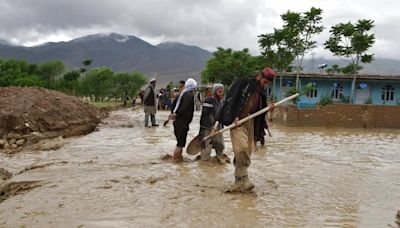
[1,109,399,227]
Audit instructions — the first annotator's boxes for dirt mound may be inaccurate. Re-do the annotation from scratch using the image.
[0,87,106,152]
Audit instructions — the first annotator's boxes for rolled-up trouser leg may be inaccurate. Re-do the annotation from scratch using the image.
[230,120,254,177]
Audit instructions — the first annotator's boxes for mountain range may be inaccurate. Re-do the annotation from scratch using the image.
[0,33,399,84]
[0,33,212,83]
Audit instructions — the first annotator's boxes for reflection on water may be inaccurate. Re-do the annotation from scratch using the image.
[0,109,399,227]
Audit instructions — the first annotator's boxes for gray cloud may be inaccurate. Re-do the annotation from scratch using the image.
[0,0,399,59]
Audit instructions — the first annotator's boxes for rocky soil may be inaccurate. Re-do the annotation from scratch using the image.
[0,87,106,154]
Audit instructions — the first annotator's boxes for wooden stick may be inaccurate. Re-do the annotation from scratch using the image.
[203,93,299,140]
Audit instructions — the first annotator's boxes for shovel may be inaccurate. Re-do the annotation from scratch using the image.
[187,121,220,155]
[186,93,299,155]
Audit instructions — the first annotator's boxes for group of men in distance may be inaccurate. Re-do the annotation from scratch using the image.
[142,67,276,193]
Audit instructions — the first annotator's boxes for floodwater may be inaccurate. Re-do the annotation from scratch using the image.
[1,109,399,227]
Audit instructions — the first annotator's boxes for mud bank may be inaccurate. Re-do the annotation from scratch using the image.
[0,87,106,154]
[0,109,399,227]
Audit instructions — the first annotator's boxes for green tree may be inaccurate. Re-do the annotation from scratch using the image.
[112,71,147,102]
[58,70,81,95]
[80,58,93,73]
[0,59,45,87]
[259,28,296,99]
[81,67,114,101]
[340,64,363,74]
[38,60,65,89]
[201,47,260,86]
[280,7,324,90]
[324,19,375,103]
[14,75,45,87]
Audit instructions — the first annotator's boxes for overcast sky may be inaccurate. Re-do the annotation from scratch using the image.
[1,0,399,59]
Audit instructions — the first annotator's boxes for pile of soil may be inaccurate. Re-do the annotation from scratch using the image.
[0,87,106,153]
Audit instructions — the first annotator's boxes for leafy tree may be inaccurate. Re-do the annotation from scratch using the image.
[14,75,45,87]
[340,64,363,74]
[259,28,296,99]
[280,7,324,90]
[81,67,114,101]
[258,29,295,72]
[80,58,93,73]
[38,60,65,89]
[326,64,341,74]
[201,47,260,86]
[166,81,174,91]
[324,19,375,102]
[112,71,147,101]
[58,70,81,95]
[0,59,45,87]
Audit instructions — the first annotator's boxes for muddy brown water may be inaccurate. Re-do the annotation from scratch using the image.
[0,109,399,227]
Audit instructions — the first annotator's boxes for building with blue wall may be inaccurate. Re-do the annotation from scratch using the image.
[268,73,400,108]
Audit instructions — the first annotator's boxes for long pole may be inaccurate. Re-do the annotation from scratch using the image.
[204,93,299,140]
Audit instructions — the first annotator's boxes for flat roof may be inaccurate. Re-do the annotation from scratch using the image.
[278,73,400,81]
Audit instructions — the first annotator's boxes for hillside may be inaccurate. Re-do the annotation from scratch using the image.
[0,33,212,83]
[1,33,400,84]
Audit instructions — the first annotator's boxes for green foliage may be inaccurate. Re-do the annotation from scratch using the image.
[166,81,174,91]
[80,58,93,73]
[364,96,372,104]
[201,47,261,86]
[286,86,299,103]
[340,63,363,74]
[325,64,341,75]
[324,19,375,74]
[14,75,45,87]
[319,94,333,107]
[37,60,65,89]
[258,29,295,72]
[0,59,45,87]
[339,94,350,103]
[302,82,317,96]
[286,7,324,88]
[112,71,147,100]
[81,67,114,101]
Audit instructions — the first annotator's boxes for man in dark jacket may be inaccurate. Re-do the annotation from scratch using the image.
[198,83,230,164]
[171,78,197,162]
[222,67,276,192]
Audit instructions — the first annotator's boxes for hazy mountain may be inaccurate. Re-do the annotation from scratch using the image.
[0,33,212,83]
[0,33,399,84]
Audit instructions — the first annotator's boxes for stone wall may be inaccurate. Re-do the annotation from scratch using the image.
[271,104,400,128]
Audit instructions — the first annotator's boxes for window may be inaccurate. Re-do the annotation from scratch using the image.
[357,83,368,89]
[331,83,344,100]
[306,82,318,98]
[381,85,394,101]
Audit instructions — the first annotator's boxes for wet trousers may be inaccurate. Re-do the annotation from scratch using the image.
[200,127,225,160]
[145,114,156,126]
[173,120,190,148]
[230,119,254,177]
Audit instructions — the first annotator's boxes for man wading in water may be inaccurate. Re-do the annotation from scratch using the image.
[143,78,159,127]
[221,67,276,192]
[170,78,197,162]
[197,83,230,164]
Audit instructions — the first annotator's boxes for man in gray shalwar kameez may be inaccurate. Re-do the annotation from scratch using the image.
[143,78,159,127]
